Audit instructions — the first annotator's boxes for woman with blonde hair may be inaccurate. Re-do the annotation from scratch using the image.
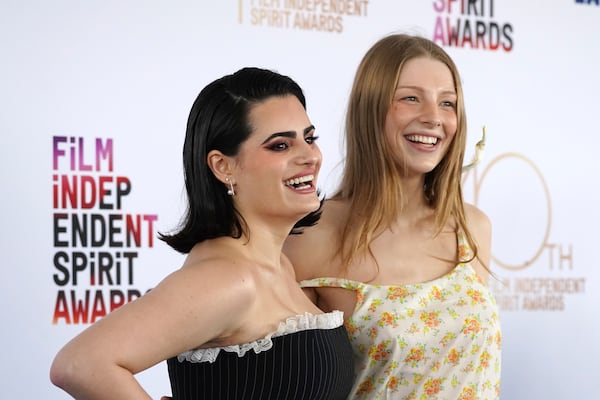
[285,34,502,399]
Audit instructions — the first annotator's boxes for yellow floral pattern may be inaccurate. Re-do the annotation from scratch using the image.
[300,231,501,399]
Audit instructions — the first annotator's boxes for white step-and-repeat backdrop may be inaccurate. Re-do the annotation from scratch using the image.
[2,1,599,398]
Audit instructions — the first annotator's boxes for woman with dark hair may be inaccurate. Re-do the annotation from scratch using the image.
[285,34,502,399]
[50,67,354,400]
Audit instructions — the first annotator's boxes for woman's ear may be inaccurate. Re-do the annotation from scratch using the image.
[207,150,233,184]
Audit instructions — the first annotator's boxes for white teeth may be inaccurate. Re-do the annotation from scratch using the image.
[407,135,438,145]
[284,174,314,187]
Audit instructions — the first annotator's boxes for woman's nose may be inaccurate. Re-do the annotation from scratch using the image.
[419,101,442,127]
[297,141,321,166]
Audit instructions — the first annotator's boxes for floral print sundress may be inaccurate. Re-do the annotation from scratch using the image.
[300,230,501,400]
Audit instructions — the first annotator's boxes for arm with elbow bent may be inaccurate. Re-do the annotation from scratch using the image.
[50,261,254,399]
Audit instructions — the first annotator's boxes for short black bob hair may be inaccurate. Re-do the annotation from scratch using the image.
[160,67,321,254]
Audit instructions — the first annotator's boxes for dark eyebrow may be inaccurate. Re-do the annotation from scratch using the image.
[260,125,315,144]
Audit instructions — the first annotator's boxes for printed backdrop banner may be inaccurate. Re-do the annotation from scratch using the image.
[1,1,599,398]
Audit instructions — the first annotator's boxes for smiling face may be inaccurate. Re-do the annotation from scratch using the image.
[384,56,458,177]
[229,95,322,222]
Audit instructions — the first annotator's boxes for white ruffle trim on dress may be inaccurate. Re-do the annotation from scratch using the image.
[176,310,344,364]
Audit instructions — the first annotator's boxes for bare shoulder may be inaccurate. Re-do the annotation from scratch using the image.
[464,203,492,236]
[463,203,492,283]
[51,246,257,380]
[283,199,348,280]
[142,249,257,341]
[176,247,258,314]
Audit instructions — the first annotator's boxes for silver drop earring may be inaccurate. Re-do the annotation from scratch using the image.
[226,177,235,196]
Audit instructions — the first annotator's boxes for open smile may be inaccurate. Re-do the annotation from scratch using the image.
[406,134,439,146]
[284,174,315,190]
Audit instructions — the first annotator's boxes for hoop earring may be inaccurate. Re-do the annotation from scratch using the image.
[226,177,235,196]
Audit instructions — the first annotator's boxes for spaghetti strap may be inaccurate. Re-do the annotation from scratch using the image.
[299,277,363,290]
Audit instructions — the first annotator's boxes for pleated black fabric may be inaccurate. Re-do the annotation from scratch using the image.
[167,326,354,400]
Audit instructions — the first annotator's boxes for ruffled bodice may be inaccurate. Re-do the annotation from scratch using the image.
[167,311,354,400]
[177,310,345,363]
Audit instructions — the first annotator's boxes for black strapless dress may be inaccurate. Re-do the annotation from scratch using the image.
[167,311,354,400]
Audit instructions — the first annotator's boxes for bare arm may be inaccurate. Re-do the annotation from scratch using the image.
[283,233,319,304]
[464,203,492,285]
[50,259,255,399]
[284,200,350,312]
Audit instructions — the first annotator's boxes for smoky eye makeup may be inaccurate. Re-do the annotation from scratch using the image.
[261,124,315,144]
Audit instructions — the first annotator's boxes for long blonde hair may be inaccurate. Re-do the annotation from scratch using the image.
[333,33,477,268]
